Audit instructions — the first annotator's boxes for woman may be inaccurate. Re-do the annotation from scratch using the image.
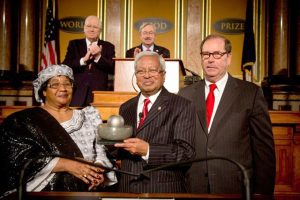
[0,64,117,196]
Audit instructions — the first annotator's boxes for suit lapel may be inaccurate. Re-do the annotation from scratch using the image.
[153,44,160,54]
[138,44,143,51]
[97,40,104,48]
[136,88,168,133]
[127,96,139,136]
[209,75,239,134]
[80,39,88,57]
[193,81,208,135]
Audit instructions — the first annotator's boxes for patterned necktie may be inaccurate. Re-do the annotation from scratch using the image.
[206,83,217,128]
[138,98,150,128]
[88,43,93,70]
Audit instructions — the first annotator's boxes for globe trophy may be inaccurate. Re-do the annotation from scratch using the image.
[97,115,132,145]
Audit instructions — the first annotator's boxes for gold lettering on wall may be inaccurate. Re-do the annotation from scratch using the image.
[59,17,85,33]
[214,18,245,34]
[220,22,244,31]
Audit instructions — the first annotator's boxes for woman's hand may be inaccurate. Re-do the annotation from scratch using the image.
[88,173,105,190]
[53,158,105,188]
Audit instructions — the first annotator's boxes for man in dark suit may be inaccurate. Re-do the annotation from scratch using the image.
[63,15,115,107]
[178,34,276,195]
[114,51,195,193]
[126,23,170,58]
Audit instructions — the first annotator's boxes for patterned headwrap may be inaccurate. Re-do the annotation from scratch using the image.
[33,64,74,103]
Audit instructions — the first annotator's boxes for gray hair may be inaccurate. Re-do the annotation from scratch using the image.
[139,22,156,33]
[134,51,166,72]
[84,15,102,30]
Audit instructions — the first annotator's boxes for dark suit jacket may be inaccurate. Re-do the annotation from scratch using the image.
[126,44,170,58]
[62,38,115,107]
[118,87,196,193]
[178,74,276,195]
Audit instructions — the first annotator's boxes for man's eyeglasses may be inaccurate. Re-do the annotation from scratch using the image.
[85,24,100,29]
[200,51,229,60]
[47,82,73,89]
[135,69,164,77]
[141,31,155,36]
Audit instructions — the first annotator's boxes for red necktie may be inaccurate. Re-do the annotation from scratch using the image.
[206,84,217,128]
[138,98,151,128]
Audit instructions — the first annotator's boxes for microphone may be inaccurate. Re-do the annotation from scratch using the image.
[18,155,251,200]
[131,73,139,92]
[139,156,251,200]
[184,68,201,77]
[139,112,143,119]
[184,68,202,85]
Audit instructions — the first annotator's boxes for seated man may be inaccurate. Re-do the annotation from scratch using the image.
[126,23,170,58]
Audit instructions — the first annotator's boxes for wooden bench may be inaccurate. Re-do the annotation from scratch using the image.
[0,91,137,122]
[1,93,300,193]
[91,91,137,120]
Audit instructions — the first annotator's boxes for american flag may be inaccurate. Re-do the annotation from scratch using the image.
[40,0,58,70]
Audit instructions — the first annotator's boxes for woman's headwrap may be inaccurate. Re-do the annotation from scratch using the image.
[33,64,74,103]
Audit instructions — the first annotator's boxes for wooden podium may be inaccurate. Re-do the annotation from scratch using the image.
[91,91,137,120]
[113,58,186,93]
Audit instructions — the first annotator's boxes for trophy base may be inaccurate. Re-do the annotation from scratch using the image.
[98,139,124,145]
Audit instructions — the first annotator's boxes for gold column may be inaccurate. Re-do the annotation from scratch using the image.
[186,0,202,75]
[19,0,36,73]
[105,0,121,57]
[295,2,300,75]
[262,0,300,111]
[0,0,12,72]
[269,0,289,76]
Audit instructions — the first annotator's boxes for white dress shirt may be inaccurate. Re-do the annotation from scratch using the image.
[142,44,154,51]
[205,73,228,133]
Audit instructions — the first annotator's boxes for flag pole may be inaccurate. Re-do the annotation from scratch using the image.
[241,0,256,82]
[40,0,58,71]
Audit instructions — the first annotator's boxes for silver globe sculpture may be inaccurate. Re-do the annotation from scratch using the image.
[107,115,124,127]
[98,115,132,141]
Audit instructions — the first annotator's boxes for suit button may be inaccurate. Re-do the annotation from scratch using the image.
[207,148,212,153]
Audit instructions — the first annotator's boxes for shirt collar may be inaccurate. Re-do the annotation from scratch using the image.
[142,44,154,51]
[205,72,228,92]
[86,38,98,46]
[138,89,162,106]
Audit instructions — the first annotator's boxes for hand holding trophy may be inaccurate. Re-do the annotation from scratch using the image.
[97,115,132,145]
